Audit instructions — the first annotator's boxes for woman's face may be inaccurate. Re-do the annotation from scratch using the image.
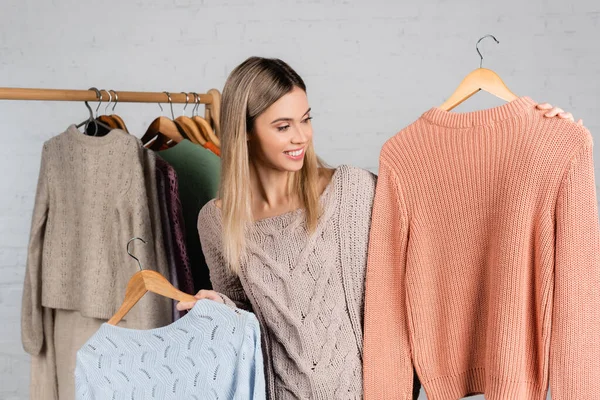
[248,86,312,172]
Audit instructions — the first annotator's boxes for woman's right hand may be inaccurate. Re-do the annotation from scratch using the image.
[176,289,225,311]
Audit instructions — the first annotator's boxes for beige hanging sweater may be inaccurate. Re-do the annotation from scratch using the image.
[198,165,377,399]
[22,125,172,356]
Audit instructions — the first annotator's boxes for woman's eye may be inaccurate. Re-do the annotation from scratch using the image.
[302,117,313,124]
[277,125,290,132]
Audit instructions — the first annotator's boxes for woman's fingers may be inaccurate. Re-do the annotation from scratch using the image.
[536,103,553,111]
[545,107,565,118]
[558,112,575,122]
[176,300,197,311]
[194,289,225,304]
[195,289,215,299]
[536,103,583,126]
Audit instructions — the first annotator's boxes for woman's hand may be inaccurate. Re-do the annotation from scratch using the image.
[176,289,225,311]
[537,103,583,126]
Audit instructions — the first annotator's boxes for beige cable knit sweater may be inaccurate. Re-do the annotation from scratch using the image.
[198,165,377,399]
[22,125,172,356]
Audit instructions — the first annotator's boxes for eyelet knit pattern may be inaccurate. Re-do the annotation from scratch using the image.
[22,126,172,357]
[198,165,377,399]
[75,300,265,399]
[363,97,600,400]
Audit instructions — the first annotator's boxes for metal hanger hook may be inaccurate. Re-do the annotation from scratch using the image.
[163,91,175,119]
[126,237,147,271]
[191,92,200,117]
[180,92,189,116]
[83,89,95,120]
[476,34,499,68]
[103,89,113,115]
[85,87,102,135]
[89,87,103,117]
[110,90,119,113]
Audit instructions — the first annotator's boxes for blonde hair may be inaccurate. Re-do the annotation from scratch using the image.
[219,57,322,273]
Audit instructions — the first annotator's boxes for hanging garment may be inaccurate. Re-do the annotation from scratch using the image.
[198,165,377,400]
[155,156,194,297]
[155,159,181,321]
[75,299,265,400]
[158,139,221,292]
[22,126,172,396]
[22,126,172,354]
[203,141,221,156]
[30,307,138,400]
[363,97,600,400]
[155,156,194,321]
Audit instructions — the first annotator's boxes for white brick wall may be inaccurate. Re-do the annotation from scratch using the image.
[0,0,598,398]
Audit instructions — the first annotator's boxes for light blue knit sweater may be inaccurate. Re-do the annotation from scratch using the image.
[75,300,265,399]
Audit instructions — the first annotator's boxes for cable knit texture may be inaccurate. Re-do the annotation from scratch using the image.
[22,126,172,356]
[75,299,265,399]
[198,165,377,400]
[363,97,600,400]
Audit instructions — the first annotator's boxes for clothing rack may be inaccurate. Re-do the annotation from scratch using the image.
[0,87,221,127]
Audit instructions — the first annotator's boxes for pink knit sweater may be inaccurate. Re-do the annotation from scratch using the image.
[363,97,600,400]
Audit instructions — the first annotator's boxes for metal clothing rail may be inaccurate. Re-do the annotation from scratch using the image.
[0,87,215,104]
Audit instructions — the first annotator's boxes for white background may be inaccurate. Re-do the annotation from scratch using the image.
[1,0,598,398]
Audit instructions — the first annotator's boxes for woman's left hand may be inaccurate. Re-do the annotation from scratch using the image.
[537,103,584,126]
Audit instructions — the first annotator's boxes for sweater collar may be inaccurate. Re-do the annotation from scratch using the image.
[66,124,127,146]
[421,96,537,128]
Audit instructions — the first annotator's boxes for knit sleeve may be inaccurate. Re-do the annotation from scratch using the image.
[119,146,158,274]
[234,316,266,399]
[198,205,253,311]
[116,147,171,328]
[163,160,195,296]
[363,157,414,400]
[21,144,50,355]
[141,149,170,283]
[550,136,600,399]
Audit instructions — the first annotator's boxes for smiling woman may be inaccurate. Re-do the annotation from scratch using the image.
[218,58,327,272]
[186,56,378,399]
[175,56,584,400]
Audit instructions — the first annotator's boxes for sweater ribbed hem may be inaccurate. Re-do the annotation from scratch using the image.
[41,297,118,321]
[423,368,546,400]
[421,96,536,128]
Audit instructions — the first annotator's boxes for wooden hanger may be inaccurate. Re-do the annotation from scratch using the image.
[111,114,129,132]
[191,92,220,147]
[194,115,220,147]
[141,92,185,149]
[92,90,120,136]
[177,117,206,145]
[175,93,206,145]
[439,35,517,111]
[142,117,185,149]
[108,237,196,326]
